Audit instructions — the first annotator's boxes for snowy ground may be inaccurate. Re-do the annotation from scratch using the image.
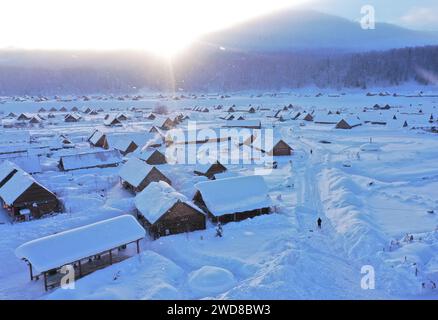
[0,90,437,300]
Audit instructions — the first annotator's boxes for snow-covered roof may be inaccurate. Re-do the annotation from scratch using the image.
[137,148,166,162]
[0,160,19,184]
[88,130,104,144]
[103,115,121,126]
[0,170,35,205]
[195,175,272,216]
[0,155,42,174]
[135,181,191,224]
[15,215,146,274]
[313,114,341,124]
[341,116,362,127]
[60,150,122,171]
[153,117,172,128]
[223,120,261,128]
[0,130,30,144]
[119,158,154,188]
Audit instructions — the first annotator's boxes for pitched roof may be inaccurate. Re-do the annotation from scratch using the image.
[0,170,36,205]
[135,181,194,224]
[15,215,145,273]
[0,161,19,186]
[118,158,154,188]
[60,150,122,171]
[195,175,271,216]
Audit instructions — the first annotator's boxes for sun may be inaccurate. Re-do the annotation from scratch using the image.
[0,0,303,56]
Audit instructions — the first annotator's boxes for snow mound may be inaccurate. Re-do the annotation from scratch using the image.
[188,266,236,296]
[360,143,381,152]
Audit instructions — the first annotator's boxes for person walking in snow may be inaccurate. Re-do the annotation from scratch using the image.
[317,217,322,229]
[215,222,223,237]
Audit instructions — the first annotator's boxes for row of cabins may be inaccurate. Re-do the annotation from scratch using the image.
[37,106,104,113]
[14,173,275,290]
[134,175,272,239]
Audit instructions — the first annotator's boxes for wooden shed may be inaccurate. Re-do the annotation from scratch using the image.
[88,130,108,149]
[15,215,145,291]
[267,140,293,156]
[119,158,171,193]
[145,113,156,120]
[135,181,206,239]
[0,167,59,221]
[17,113,32,121]
[335,117,362,129]
[153,117,174,130]
[116,113,129,121]
[58,150,122,171]
[194,161,227,179]
[301,113,314,122]
[139,149,167,165]
[64,113,81,122]
[193,175,272,224]
[104,116,122,127]
[113,139,138,156]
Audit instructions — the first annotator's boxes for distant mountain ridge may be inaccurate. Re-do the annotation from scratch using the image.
[1,10,438,94]
[197,9,438,52]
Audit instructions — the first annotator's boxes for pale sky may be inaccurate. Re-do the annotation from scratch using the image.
[0,0,437,56]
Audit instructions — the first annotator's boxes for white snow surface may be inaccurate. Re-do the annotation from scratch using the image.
[0,90,437,300]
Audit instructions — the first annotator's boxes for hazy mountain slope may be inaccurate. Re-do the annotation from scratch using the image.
[198,10,438,52]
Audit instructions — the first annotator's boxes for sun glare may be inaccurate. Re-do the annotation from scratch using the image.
[0,0,304,56]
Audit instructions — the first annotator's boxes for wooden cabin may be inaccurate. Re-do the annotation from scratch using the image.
[336,117,362,129]
[267,140,293,156]
[140,149,167,165]
[58,150,122,171]
[64,113,81,122]
[194,161,227,179]
[29,116,42,124]
[113,139,138,156]
[119,158,171,193]
[193,175,272,224]
[223,120,261,129]
[135,181,206,239]
[0,166,59,221]
[17,113,32,121]
[104,116,122,127]
[153,117,174,130]
[301,113,314,121]
[88,130,108,149]
[145,113,156,120]
[116,113,129,121]
[59,106,68,112]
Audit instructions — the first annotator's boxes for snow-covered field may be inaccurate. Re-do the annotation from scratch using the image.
[0,89,437,300]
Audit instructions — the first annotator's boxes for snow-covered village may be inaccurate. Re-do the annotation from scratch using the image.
[0,0,438,305]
